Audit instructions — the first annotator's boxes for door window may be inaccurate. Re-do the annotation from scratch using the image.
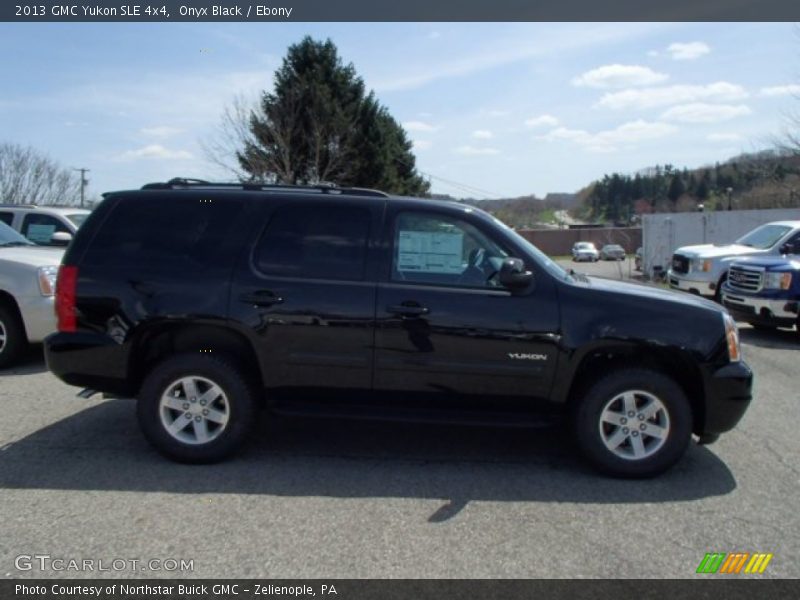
[254,204,371,281]
[392,212,508,288]
[0,212,13,226]
[21,214,70,245]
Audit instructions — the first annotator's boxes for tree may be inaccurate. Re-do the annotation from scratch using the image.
[0,142,81,206]
[209,37,429,195]
[667,175,685,203]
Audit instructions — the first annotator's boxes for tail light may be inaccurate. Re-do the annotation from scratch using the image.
[55,265,78,332]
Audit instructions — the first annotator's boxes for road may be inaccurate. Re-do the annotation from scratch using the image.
[0,323,797,579]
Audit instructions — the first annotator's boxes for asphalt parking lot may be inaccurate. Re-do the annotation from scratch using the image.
[0,288,798,579]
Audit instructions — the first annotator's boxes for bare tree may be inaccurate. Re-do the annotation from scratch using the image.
[0,142,81,206]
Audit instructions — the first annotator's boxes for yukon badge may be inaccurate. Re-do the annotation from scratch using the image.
[508,352,548,361]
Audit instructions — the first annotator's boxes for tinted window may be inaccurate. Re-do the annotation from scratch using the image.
[254,204,370,281]
[82,197,246,270]
[0,212,13,226]
[392,211,507,288]
[21,213,70,245]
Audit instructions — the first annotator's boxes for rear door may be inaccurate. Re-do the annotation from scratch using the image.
[230,197,383,396]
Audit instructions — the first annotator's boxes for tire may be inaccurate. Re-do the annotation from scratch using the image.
[714,274,727,303]
[0,302,28,369]
[137,353,258,463]
[573,368,692,478]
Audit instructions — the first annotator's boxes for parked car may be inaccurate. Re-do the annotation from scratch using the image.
[0,204,90,247]
[600,244,626,261]
[721,242,800,333]
[0,221,64,367]
[571,242,599,262]
[634,247,643,271]
[45,178,752,478]
[668,220,800,300]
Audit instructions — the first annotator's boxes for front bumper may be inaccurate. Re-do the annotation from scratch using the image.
[16,294,56,343]
[722,291,798,328]
[700,361,753,436]
[668,270,716,297]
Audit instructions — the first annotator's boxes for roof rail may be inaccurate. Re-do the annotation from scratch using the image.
[140,177,390,198]
[0,203,38,208]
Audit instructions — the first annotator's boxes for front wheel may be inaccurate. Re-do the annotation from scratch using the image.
[574,368,692,477]
[137,353,258,463]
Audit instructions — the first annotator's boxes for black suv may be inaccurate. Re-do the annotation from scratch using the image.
[44,179,753,477]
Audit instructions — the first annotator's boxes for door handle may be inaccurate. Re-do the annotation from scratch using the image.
[239,291,284,307]
[387,303,429,317]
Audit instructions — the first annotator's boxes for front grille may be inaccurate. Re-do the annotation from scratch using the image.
[727,265,763,293]
[671,254,689,274]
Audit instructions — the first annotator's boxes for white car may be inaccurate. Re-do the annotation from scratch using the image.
[0,204,90,247]
[0,221,64,367]
[668,220,800,300]
[571,242,599,262]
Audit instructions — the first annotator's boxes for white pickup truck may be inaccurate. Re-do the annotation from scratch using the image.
[668,220,800,300]
[0,221,64,367]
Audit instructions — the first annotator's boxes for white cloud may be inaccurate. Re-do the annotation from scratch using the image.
[659,103,752,123]
[116,144,193,161]
[524,114,560,128]
[472,130,494,139]
[403,120,437,132]
[597,82,748,110]
[707,133,743,142]
[412,139,432,151]
[572,64,668,89]
[537,119,677,153]
[140,125,183,137]
[666,42,710,61]
[455,145,500,156]
[759,84,800,97]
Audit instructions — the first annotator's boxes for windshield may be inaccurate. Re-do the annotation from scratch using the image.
[736,224,792,249]
[67,213,88,227]
[483,214,569,280]
[0,221,34,246]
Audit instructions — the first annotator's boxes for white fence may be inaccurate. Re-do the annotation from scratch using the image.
[641,208,800,277]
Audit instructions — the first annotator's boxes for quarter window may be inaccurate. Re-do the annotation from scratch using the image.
[254,204,371,281]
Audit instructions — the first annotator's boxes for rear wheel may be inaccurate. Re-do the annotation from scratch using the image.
[0,303,27,369]
[137,353,258,463]
[574,368,692,477]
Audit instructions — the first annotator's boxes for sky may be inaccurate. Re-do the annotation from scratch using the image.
[0,22,798,200]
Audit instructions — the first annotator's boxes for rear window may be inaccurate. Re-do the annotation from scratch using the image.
[81,196,246,270]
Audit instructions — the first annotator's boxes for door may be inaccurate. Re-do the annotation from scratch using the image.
[374,208,561,407]
[230,199,382,396]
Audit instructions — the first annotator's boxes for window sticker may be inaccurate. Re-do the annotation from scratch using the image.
[398,230,464,274]
[26,223,56,244]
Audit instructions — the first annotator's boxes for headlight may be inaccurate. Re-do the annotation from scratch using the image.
[693,259,712,272]
[37,266,58,296]
[723,313,741,362]
[764,272,792,290]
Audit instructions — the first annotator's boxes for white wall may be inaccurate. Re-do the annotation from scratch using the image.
[641,208,800,276]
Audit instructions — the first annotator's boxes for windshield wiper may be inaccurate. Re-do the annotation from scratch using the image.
[567,268,590,283]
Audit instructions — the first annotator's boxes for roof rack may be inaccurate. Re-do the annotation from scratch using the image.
[140,178,390,198]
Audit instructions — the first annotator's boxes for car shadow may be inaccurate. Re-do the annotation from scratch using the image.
[739,325,798,350]
[0,400,737,520]
[0,345,48,376]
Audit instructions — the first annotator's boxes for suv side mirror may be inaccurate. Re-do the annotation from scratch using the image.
[51,231,73,246]
[499,257,533,290]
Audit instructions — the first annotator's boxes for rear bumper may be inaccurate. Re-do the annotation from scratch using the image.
[44,331,132,396]
[700,361,753,436]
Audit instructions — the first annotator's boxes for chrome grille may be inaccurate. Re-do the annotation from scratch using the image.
[727,265,763,293]
[671,254,689,274]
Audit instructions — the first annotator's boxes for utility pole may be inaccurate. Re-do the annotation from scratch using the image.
[74,168,89,208]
